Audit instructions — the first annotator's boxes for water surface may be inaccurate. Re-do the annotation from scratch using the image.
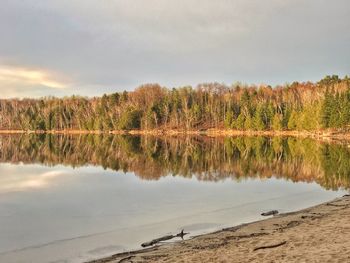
[0,135,348,262]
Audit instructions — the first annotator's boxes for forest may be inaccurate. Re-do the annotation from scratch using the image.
[0,75,349,131]
[0,134,349,190]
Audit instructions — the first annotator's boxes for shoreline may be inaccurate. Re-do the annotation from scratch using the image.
[1,129,350,140]
[87,195,350,263]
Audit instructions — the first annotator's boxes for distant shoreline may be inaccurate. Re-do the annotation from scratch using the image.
[1,129,350,140]
[86,195,350,263]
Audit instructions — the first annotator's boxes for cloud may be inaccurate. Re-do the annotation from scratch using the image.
[0,65,69,98]
[0,0,349,97]
[0,66,67,89]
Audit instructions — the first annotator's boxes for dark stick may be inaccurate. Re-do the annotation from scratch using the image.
[253,241,287,251]
[118,255,134,263]
[141,230,189,248]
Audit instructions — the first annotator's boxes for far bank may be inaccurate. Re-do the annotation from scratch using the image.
[0,129,350,141]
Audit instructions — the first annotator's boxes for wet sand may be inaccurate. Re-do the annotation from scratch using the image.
[88,195,350,263]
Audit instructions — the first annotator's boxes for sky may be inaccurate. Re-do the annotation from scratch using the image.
[0,0,349,98]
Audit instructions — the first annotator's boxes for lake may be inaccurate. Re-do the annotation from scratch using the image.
[0,134,348,263]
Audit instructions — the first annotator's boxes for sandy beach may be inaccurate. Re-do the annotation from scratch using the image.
[88,195,350,263]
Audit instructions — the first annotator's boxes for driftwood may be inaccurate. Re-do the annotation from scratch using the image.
[253,241,287,251]
[141,230,189,248]
[118,255,134,263]
[261,210,279,216]
[326,203,348,207]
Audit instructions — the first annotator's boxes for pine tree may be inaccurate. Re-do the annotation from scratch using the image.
[224,110,234,128]
[321,88,332,128]
[287,110,298,130]
[244,114,254,130]
[253,104,266,130]
[235,112,245,130]
[272,114,283,131]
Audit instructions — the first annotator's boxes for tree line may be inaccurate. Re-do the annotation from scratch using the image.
[0,134,349,190]
[0,75,349,131]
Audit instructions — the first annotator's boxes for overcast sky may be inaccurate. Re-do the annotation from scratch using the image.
[0,0,349,98]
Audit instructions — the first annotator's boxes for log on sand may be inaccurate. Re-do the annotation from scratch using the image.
[253,241,287,251]
[261,210,279,216]
[141,230,188,248]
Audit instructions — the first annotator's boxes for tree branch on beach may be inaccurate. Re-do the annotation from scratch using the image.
[141,230,189,248]
[253,241,287,251]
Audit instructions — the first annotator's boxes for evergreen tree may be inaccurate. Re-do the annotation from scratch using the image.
[272,114,283,131]
[224,110,234,128]
[253,104,266,130]
[244,114,254,130]
[287,110,298,130]
[321,89,330,128]
[235,112,245,130]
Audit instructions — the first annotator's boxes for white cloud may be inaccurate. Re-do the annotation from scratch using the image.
[0,65,69,98]
[0,66,67,89]
[0,0,349,97]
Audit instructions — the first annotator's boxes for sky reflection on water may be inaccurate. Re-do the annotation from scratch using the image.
[0,135,348,262]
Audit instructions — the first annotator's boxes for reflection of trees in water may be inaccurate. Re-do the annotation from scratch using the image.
[0,134,349,190]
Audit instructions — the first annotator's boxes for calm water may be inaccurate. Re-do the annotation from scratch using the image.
[0,134,349,263]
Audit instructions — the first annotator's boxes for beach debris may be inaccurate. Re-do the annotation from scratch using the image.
[253,241,287,251]
[118,255,134,263]
[141,230,189,248]
[176,229,188,239]
[261,210,279,216]
[326,203,348,207]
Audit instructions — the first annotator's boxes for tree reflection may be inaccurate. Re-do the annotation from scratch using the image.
[0,134,349,190]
